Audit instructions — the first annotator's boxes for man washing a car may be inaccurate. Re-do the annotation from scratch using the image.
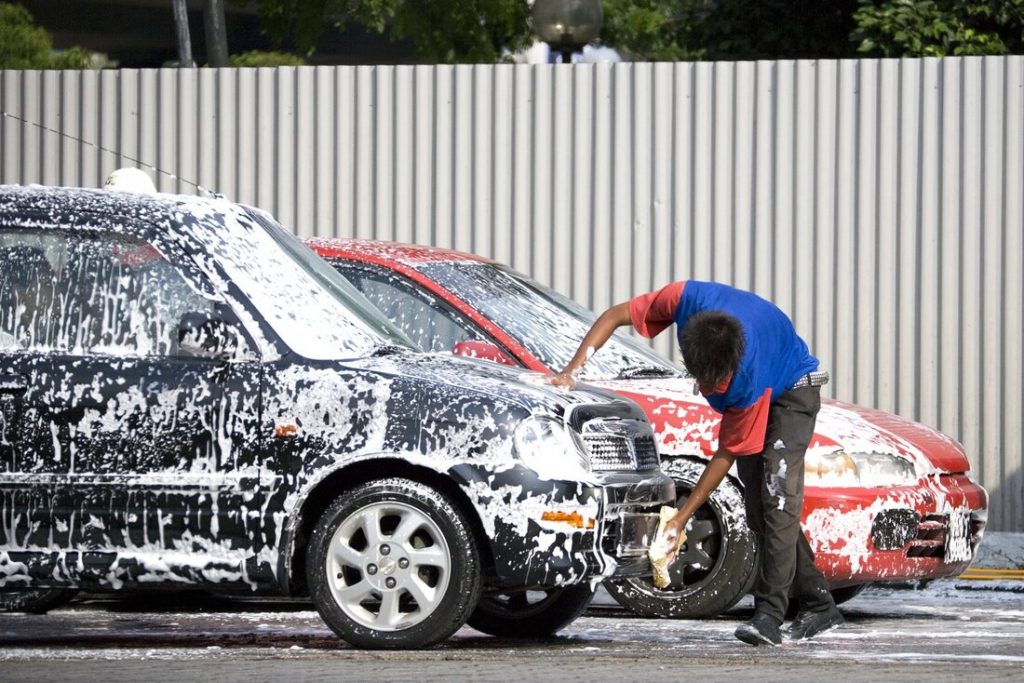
[549,280,844,646]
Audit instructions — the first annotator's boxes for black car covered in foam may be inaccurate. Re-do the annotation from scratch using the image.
[0,185,674,648]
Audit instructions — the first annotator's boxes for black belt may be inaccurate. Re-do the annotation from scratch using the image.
[790,370,829,390]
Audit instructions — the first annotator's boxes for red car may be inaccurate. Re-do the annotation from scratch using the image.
[311,238,989,618]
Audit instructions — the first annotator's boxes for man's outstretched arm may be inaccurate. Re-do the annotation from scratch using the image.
[548,302,632,388]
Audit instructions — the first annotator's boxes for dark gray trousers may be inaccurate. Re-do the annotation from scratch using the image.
[734,385,834,625]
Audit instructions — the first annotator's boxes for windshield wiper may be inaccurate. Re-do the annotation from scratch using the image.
[616,365,679,380]
[371,343,407,357]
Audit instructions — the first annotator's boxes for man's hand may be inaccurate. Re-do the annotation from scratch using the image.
[547,371,577,389]
[546,303,632,391]
[650,506,689,588]
[661,511,689,566]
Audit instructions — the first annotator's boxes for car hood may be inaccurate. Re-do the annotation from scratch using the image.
[587,377,971,475]
[346,349,634,418]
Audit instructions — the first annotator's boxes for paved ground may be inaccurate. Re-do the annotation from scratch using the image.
[1,580,1022,682]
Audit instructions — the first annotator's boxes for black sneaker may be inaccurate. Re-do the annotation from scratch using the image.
[734,613,782,646]
[786,607,845,640]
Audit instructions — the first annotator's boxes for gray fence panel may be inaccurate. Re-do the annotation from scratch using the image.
[1,58,1022,531]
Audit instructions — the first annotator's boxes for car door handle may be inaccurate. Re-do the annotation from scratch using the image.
[0,373,29,396]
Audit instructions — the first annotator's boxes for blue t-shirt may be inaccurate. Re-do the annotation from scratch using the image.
[673,281,818,412]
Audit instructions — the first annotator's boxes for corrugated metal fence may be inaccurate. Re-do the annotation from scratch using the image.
[1,59,1022,531]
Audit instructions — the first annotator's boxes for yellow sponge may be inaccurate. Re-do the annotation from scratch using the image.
[649,506,687,589]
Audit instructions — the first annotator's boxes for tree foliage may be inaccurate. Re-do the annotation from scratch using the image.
[384,0,534,63]
[234,0,377,58]
[601,0,861,61]
[228,50,306,67]
[238,0,1024,63]
[0,2,95,69]
[598,0,701,60]
[237,0,534,63]
[853,0,1024,57]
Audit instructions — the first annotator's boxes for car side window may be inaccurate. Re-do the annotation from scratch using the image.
[0,227,216,357]
[0,235,53,352]
[332,262,484,354]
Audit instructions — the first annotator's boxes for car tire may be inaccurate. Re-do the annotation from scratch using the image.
[306,477,482,649]
[785,583,866,618]
[829,583,867,605]
[468,584,594,638]
[604,457,758,619]
[0,587,78,614]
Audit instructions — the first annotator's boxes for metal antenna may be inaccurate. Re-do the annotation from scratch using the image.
[1,110,223,198]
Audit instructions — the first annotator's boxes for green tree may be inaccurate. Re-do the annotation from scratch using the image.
[599,0,702,60]
[853,0,1024,56]
[237,0,1024,64]
[384,0,534,63]
[0,2,95,69]
[601,0,861,61]
[228,50,306,67]
[237,0,533,63]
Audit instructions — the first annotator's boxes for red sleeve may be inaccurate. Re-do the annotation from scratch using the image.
[628,281,686,338]
[717,388,772,456]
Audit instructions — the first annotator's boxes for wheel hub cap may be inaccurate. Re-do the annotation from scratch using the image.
[378,557,397,576]
[325,501,452,632]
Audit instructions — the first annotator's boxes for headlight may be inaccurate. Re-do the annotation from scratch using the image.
[513,416,591,479]
[805,450,918,487]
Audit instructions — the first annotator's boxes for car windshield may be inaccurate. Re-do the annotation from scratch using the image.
[192,204,413,359]
[418,261,682,381]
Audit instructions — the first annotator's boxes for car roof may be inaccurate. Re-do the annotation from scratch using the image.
[308,237,494,267]
[0,183,227,223]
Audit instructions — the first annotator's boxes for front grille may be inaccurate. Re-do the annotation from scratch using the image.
[633,436,659,470]
[871,509,918,550]
[597,508,663,559]
[872,508,984,561]
[583,435,632,471]
[568,403,660,473]
[907,514,948,558]
[905,511,984,560]
[601,516,620,556]
[969,514,986,549]
[581,433,659,472]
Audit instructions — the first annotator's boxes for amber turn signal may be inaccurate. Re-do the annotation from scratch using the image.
[540,511,596,529]
[274,423,298,438]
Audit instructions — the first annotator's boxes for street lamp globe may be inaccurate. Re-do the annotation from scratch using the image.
[532,0,603,64]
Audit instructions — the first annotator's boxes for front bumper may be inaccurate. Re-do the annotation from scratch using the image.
[478,467,675,590]
[803,474,988,586]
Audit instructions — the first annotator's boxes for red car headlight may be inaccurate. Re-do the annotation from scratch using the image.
[805,450,918,487]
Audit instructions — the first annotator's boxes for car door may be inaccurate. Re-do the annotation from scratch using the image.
[0,237,59,563]
[0,220,262,587]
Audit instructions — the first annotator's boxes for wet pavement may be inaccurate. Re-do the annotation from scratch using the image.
[1,580,1022,682]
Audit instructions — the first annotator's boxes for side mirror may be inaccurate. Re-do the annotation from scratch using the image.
[452,340,516,366]
[177,311,239,360]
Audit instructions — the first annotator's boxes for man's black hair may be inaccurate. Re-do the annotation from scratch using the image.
[680,310,745,389]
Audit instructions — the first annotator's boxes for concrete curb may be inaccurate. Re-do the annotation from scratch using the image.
[962,531,1024,579]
